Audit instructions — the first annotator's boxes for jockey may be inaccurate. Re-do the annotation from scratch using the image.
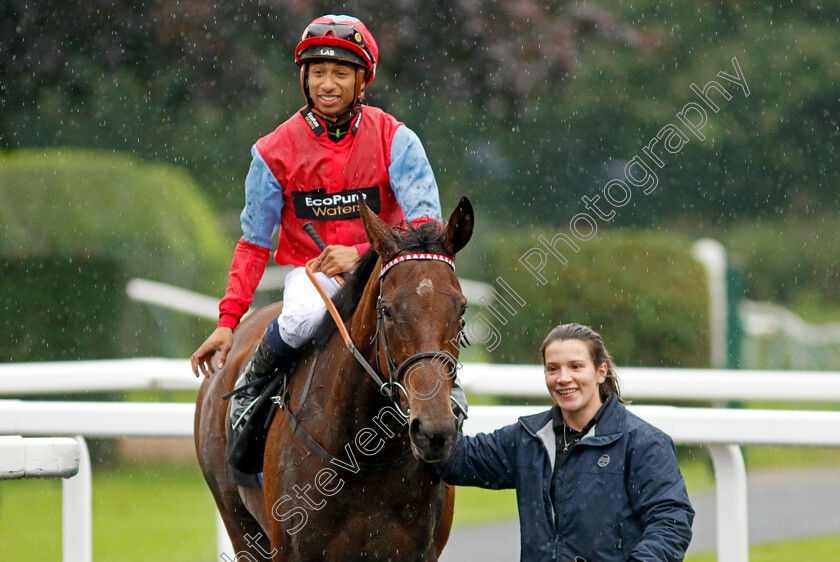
[190,14,468,474]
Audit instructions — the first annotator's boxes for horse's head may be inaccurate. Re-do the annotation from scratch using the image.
[359,197,474,463]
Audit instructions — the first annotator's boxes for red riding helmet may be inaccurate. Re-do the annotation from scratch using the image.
[295,15,379,113]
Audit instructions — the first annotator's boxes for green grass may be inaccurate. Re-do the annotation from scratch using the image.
[451,486,518,527]
[744,444,840,470]
[687,535,840,561]
[0,461,514,562]
[1,447,838,561]
[0,476,63,560]
[0,462,217,562]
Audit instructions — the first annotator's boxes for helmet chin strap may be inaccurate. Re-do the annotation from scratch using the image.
[311,104,358,125]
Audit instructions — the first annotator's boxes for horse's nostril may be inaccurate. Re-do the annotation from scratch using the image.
[410,417,456,447]
[443,415,458,433]
[410,418,428,443]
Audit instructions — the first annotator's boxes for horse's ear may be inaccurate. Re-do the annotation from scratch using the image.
[444,197,474,256]
[359,196,400,258]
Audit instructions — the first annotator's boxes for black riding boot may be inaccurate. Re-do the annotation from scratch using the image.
[226,332,299,474]
[229,335,282,432]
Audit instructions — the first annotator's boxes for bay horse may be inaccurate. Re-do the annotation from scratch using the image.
[195,197,474,561]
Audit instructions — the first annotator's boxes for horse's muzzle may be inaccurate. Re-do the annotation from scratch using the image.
[409,415,458,463]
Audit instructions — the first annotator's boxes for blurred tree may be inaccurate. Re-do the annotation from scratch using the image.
[2,0,839,361]
[1,1,653,125]
[0,148,231,359]
[348,0,662,119]
[1,0,837,225]
[453,0,840,225]
[2,0,284,112]
[0,0,654,204]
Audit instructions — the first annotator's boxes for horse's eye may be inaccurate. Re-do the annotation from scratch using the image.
[459,304,468,321]
[382,307,393,320]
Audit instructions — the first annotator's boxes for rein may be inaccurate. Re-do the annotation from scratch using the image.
[304,252,458,418]
[274,237,461,469]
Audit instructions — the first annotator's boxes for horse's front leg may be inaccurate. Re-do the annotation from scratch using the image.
[262,433,302,561]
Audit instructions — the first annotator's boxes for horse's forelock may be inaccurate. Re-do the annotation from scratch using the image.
[391,219,448,256]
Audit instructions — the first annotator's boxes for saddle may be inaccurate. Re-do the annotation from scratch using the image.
[225,372,287,487]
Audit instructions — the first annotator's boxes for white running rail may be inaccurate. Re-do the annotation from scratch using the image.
[4,399,840,562]
[5,359,840,562]
[0,435,89,562]
[0,435,81,480]
[4,359,840,403]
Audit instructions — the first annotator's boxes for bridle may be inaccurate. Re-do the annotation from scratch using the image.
[306,252,460,419]
[273,245,462,468]
[374,253,459,417]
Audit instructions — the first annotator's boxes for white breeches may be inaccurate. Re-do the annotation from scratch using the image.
[274,266,343,348]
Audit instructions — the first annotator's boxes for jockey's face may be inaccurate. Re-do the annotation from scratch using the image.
[307,61,358,121]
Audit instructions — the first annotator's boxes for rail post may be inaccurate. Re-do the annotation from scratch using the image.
[708,444,749,562]
[62,436,92,562]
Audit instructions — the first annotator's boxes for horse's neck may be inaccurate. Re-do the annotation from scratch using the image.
[320,264,401,437]
[348,261,381,359]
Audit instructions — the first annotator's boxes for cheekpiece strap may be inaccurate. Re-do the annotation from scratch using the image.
[379,253,455,279]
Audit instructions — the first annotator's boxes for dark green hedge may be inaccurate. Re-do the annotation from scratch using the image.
[1,258,123,361]
[0,148,230,288]
[722,212,840,308]
[457,226,710,368]
[0,148,231,360]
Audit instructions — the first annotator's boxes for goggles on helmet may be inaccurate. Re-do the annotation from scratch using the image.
[301,23,366,48]
[296,21,376,83]
[295,16,378,121]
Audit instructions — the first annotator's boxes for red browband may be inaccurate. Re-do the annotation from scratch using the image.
[379,253,455,278]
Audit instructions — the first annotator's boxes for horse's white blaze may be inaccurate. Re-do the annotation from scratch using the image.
[416,278,434,296]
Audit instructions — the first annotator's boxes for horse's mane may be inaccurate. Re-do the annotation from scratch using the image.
[306,220,447,353]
